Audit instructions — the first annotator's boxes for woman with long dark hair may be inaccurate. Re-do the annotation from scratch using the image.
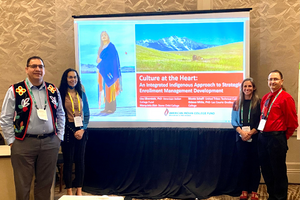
[59,68,90,195]
[231,78,261,200]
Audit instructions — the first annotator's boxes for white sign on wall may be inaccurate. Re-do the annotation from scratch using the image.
[297,62,300,140]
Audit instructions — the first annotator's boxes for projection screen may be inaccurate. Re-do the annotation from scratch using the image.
[73,8,251,128]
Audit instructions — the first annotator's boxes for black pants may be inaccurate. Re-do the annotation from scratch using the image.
[236,135,261,193]
[61,122,87,188]
[258,132,288,200]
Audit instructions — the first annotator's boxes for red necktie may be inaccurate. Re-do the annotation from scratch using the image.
[262,94,272,119]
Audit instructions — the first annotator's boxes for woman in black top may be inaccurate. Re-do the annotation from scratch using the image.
[231,78,261,200]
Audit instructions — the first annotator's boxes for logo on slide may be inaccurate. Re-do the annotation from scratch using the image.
[164,109,169,116]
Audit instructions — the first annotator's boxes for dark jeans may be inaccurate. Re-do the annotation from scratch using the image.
[258,132,288,200]
[236,134,261,193]
[62,122,87,188]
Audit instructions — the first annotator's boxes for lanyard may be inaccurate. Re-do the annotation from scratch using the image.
[25,79,47,110]
[263,89,283,119]
[241,101,251,124]
[68,92,81,116]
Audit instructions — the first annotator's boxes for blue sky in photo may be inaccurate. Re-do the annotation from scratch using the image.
[78,24,136,66]
[77,22,244,65]
[135,22,244,45]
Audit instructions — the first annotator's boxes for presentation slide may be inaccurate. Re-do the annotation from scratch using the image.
[73,10,250,128]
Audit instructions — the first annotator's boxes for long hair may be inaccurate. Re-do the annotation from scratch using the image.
[98,31,111,57]
[235,77,259,110]
[58,68,83,109]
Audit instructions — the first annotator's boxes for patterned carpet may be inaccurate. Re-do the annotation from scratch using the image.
[201,184,300,200]
[54,184,300,200]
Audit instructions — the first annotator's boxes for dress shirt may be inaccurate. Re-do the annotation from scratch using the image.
[0,78,65,144]
[260,89,298,139]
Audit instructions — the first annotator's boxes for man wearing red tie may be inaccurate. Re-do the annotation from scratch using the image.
[258,70,298,200]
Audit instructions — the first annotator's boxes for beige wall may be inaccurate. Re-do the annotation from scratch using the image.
[212,0,300,182]
[0,0,299,181]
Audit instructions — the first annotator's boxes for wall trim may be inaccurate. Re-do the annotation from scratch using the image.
[260,162,300,184]
[287,162,300,183]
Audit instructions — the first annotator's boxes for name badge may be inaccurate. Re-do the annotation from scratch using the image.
[37,109,48,121]
[241,126,252,142]
[242,126,250,132]
[74,116,83,127]
[258,119,266,131]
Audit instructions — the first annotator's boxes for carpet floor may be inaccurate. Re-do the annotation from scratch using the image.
[54,184,300,200]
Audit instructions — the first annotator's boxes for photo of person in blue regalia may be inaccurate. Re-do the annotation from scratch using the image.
[96,31,122,114]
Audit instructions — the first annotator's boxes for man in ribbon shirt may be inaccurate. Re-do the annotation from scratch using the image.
[0,56,65,200]
[258,70,298,200]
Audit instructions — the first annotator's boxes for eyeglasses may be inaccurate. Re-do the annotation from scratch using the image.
[27,64,44,69]
[268,78,281,82]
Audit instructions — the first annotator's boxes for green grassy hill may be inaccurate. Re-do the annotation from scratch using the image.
[136,42,244,72]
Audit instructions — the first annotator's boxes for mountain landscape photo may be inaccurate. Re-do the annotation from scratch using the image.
[136,35,216,52]
[135,35,244,72]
